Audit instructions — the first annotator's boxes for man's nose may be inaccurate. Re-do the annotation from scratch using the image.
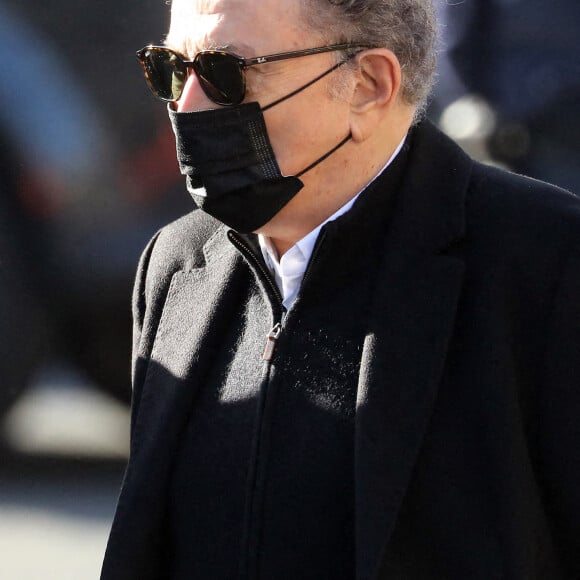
[176,72,218,112]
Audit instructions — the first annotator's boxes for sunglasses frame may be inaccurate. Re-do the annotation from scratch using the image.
[137,43,372,105]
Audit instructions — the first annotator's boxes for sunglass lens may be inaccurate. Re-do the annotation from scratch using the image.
[139,48,187,101]
[194,52,245,106]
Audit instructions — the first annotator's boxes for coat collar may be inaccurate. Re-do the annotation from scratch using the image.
[354,121,471,580]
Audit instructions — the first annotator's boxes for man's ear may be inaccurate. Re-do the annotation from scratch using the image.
[348,48,403,142]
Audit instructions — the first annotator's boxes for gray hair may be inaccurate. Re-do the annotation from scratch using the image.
[301,0,438,116]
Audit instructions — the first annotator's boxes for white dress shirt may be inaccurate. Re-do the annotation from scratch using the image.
[259,136,406,310]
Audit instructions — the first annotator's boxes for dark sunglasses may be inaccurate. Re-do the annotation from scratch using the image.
[136,44,370,106]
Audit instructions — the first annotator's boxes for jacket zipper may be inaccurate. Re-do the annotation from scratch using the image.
[227,231,284,306]
[228,229,328,364]
[262,322,282,361]
[227,228,328,578]
[228,231,286,366]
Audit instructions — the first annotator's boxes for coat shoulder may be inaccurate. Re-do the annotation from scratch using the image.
[151,209,223,271]
[468,162,580,236]
[465,161,580,256]
[132,209,223,315]
[455,160,580,315]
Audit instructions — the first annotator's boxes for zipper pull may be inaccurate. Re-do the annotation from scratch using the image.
[262,322,282,361]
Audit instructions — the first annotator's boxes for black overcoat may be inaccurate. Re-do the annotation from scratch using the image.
[101,121,580,580]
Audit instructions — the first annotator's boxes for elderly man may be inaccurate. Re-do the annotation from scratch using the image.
[101,0,580,578]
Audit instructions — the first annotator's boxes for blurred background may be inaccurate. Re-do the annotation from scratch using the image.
[0,1,191,577]
[0,0,578,577]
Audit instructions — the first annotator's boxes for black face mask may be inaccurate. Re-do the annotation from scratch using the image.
[168,64,351,233]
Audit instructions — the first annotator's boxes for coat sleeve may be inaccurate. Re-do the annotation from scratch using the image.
[537,243,580,575]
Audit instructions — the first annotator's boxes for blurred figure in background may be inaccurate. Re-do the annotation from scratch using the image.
[433,0,580,193]
[0,121,51,414]
[0,1,112,413]
[0,2,190,420]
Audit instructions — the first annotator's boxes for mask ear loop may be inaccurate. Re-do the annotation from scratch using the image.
[262,53,357,177]
[262,55,352,112]
[295,133,351,178]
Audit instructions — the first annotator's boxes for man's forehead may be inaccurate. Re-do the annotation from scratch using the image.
[168,0,228,42]
[170,0,231,17]
[167,0,306,54]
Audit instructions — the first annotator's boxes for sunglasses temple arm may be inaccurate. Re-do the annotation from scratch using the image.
[243,44,363,67]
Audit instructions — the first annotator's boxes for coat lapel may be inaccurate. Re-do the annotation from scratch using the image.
[355,123,471,580]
